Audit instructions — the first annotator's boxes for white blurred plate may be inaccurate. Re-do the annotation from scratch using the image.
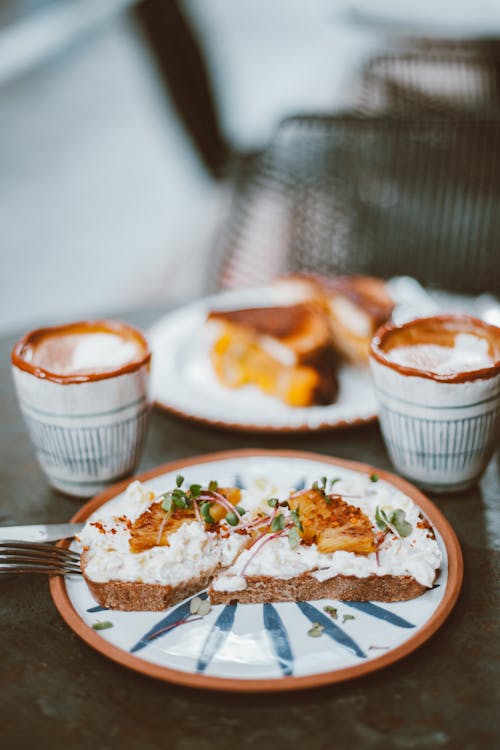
[148,286,378,433]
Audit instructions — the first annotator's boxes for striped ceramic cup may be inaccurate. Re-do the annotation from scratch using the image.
[370,315,500,493]
[11,320,151,498]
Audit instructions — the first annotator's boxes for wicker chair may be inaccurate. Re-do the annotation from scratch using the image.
[211,114,500,295]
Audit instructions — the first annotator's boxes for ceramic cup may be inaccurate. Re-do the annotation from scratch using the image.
[370,314,500,493]
[11,320,151,498]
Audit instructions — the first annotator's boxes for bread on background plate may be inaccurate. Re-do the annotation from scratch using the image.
[273,273,395,365]
[207,303,339,407]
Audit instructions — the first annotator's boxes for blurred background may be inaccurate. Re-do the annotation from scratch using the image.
[2,0,500,335]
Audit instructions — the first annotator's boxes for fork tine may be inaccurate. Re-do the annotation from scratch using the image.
[1,553,81,566]
[0,542,80,560]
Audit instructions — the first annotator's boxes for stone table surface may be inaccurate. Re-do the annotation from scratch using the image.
[1,310,499,750]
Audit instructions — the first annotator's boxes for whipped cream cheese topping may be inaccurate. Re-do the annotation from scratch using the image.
[79,481,246,585]
[212,474,441,591]
[79,474,441,590]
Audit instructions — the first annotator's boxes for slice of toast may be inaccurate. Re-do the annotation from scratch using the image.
[209,573,429,605]
[208,481,440,606]
[80,476,441,611]
[80,482,242,611]
[274,273,394,365]
[207,303,339,406]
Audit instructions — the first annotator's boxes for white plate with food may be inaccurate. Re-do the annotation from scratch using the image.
[148,276,395,431]
[50,450,462,692]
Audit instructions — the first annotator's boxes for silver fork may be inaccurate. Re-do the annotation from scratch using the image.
[0,541,81,575]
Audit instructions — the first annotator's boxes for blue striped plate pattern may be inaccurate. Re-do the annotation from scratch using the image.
[62,455,449,684]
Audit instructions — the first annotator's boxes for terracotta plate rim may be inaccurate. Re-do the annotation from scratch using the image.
[50,449,463,693]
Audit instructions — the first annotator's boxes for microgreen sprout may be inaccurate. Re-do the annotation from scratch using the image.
[92,621,113,630]
[160,492,173,513]
[176,474,185,487]
[287,527,301,550]
[270,513,285,532]
[342,614,355,624]
[226,506,246,526]
[323,605,338,620]
[307,622,324,638]
[267,497,279,508]
[375,506,412,538]
[290,508,303,532]
[370,473,379,483]
[200,502,215,524]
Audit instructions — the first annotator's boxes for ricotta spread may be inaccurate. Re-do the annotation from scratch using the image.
[79,473,441,592]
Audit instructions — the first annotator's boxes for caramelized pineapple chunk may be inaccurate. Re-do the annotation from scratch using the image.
[288,489,375,555]
[129,487,241,552]
[129,503,194,552]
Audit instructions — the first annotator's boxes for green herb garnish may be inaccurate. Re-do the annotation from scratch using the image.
[312,477,327,493]
[287,527,301,550]
[312,476,332,504]
[342,614,355,624]
[323,605,338,620]
[160,492,173,513]
[370,473,379,483]
[208,480,218,492]
[200,502,215,524]
[390,508,413,537]
[176,474,185,487]
[307,622,324,638]
[267,497,279,508]
[172,488,188,509]
[189,484,202,498]
[290,508,303,532]
[375,506,412,537]
[270,513,285,532]
[92,621,113,630]
[329,478,341,489]
[225,506,245,526]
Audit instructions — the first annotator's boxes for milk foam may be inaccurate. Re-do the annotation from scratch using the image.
[27,331,142,375]
[387,333,493,375]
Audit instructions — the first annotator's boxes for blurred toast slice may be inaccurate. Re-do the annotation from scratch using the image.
[207,303,338,406]
[274,273,394,365]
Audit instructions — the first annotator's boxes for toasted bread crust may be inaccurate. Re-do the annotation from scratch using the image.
[209,572,430,605]
[81,551,218,611]
[278,273,394,327]
[208,303,329,343]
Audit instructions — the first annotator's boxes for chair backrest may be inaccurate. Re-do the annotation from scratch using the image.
[212,115,500,295]
[357,44,500,116]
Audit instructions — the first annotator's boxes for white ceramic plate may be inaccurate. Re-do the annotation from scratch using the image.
[147,286,378,432]
[50,450,462,692]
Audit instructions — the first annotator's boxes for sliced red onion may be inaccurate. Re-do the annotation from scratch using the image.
[240,525,292,576]
[193,500,202,525]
